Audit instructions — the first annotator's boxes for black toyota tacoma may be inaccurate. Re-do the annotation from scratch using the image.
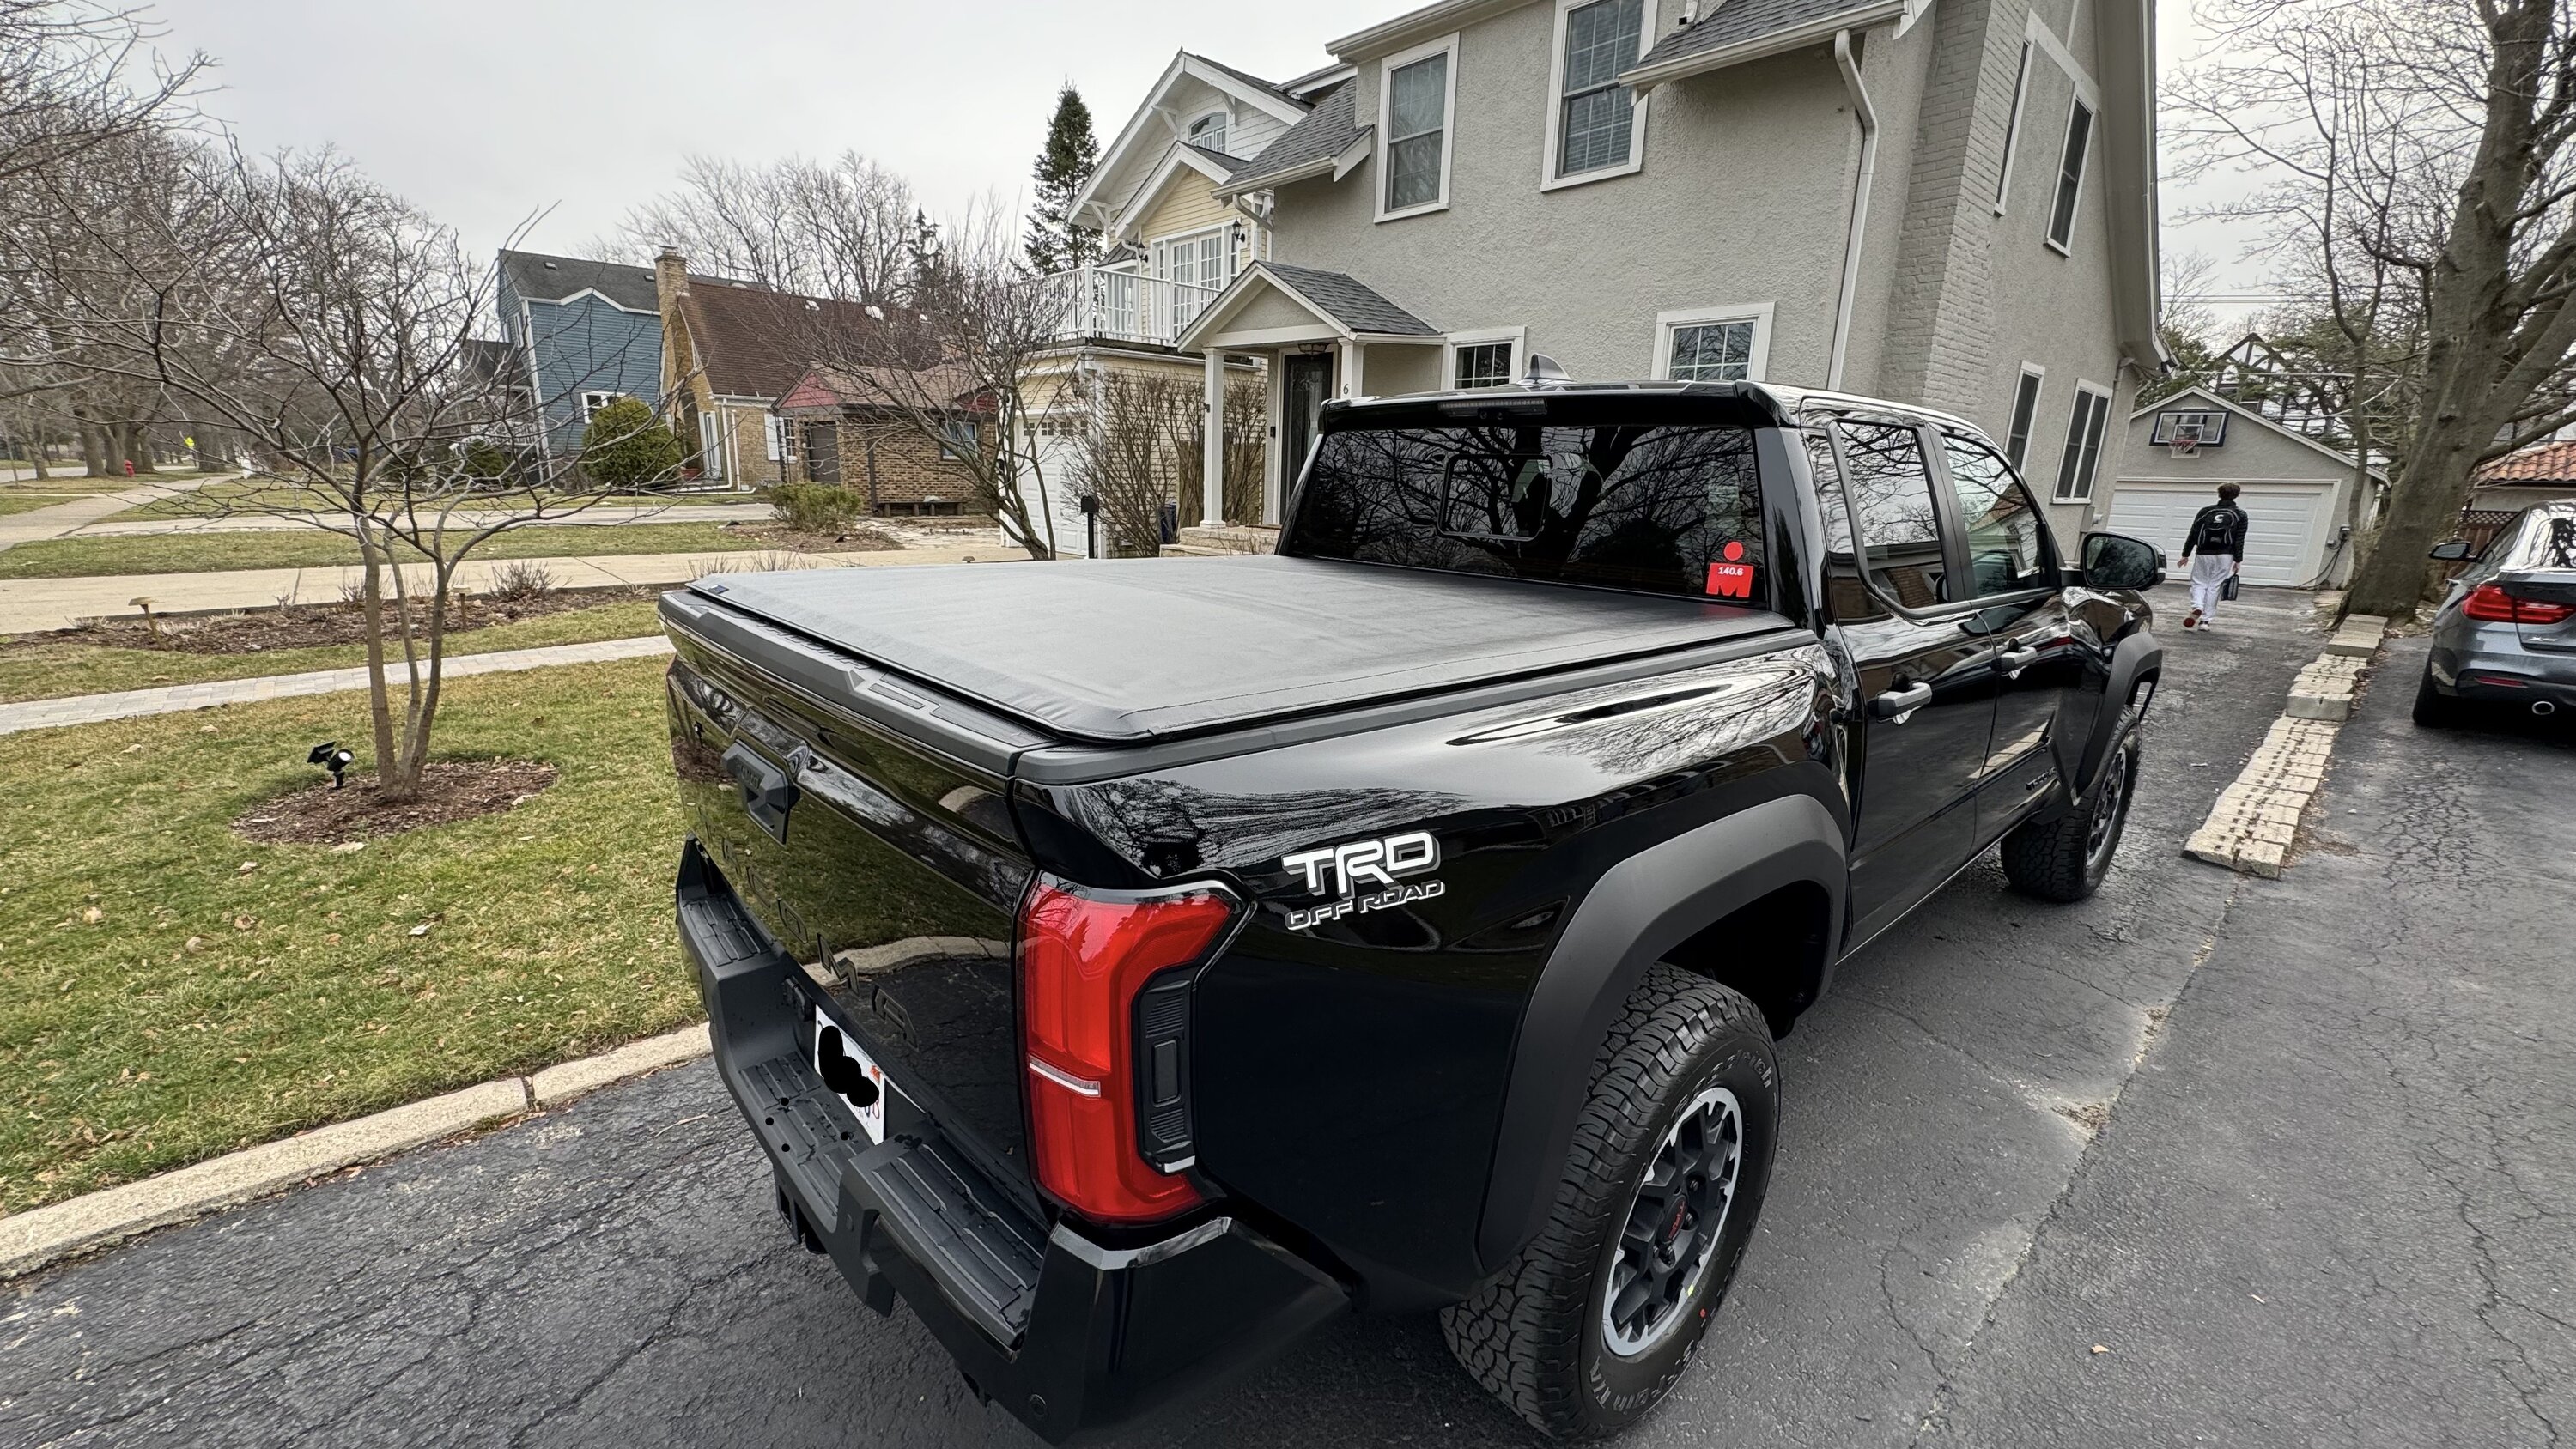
[661,379,2166,1441]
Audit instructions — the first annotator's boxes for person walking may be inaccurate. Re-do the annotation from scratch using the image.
[2178,483,2248,632]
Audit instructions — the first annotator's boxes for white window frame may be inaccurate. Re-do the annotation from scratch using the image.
[1186,107,1231,156]
[580,390,623,421]
[2044,95,2095,255]
[1151,224,1235,294]
[1649,302,1774,383]
[1540,0,1656,191]
[2003,362,2045,471]
[1445,326,1528,388]
[1376,32,1461,223]
[1992,40,2032,215]
[2052,379,2111,502]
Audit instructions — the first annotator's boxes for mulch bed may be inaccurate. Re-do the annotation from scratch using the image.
[727,523,902,552]
[234,761,560,844]
[12,589,664,656]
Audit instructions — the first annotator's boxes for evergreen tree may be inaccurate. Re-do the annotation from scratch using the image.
[1024,84,1102,274]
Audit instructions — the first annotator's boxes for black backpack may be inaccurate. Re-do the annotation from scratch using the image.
[2190,506,2245,555]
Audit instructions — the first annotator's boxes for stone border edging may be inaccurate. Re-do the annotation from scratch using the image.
[0,1022,710,1279]
[2183,614,2389,877]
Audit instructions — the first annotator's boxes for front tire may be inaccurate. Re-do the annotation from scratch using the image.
[2001,707,2140,902]
[1440,965,1778,1439]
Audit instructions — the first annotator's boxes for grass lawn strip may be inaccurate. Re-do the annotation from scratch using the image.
[0,656,694,1214]
[0,597,665,705]
[99,483,763,524]
[0,521,768,580]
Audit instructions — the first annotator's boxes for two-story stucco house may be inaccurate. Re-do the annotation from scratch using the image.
[1167,0,2160,549]
[495,251,667,461]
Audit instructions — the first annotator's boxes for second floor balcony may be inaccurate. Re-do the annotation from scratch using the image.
[1041,266,1224,350]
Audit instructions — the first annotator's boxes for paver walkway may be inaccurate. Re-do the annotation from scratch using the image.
[0,635,677,735]
[62,501,778,537]
[0,474,234,551]
[0,542,990,634]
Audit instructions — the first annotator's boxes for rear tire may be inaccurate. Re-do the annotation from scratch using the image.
[2411,670,2464,728]
[2000,707,2140,903]
[1440,965,1778,1440]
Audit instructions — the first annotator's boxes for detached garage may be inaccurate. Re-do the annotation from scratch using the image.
[2105,387,2385,587]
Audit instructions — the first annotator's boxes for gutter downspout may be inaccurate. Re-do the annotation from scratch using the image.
[1827,28,1878,391]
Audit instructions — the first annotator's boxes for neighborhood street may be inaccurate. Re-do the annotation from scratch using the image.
[6,602,2565,1449]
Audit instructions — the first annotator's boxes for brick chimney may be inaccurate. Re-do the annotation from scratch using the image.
[654,246,690,403]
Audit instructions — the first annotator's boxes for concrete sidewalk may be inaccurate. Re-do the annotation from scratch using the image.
[0,542,990,634]
[62,501,777,538]
[0,635,676,735]
[0,475,232,551]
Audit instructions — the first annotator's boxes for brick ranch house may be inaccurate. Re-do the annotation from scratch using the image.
[653,247,884,490]
[774,364,989,518]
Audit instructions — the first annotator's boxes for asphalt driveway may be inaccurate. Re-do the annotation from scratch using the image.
[6,593,2568,1449]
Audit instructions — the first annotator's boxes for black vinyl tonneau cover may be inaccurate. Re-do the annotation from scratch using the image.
[686,555,1782,745]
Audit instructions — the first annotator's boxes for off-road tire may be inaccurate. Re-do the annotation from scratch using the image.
[2000,706,2141,902]
[2411,669,2464,728]
[1439,964,1778,1440]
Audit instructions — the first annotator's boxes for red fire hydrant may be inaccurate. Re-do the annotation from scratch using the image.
[122,459,134,476]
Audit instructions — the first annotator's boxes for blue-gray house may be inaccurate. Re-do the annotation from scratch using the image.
[495,251,666,458]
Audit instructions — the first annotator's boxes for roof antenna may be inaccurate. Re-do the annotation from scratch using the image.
[1522,353,1571,389]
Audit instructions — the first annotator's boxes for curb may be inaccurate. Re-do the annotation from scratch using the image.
[2184,614,2390,877]
[0,1022,710,1280]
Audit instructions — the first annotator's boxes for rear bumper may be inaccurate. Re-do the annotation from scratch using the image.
[2427,627,2576,708]
[676,840,1346,1443]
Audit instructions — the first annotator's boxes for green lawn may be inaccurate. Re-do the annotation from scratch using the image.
[102,483,762,524]
[0,656,694,1213]
[0,521,771,579]
[0,494,83,518]
[0,597,665,704]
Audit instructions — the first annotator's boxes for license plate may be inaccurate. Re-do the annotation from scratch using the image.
[811,1003,888,1144]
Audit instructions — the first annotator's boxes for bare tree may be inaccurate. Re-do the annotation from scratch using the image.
[1072,369,1196,555]
[0,0,206,191]
[2183,0,2576,615]
[21,142,677,800]
[605,152,917,307]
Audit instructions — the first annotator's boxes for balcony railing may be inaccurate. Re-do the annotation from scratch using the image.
[1041,267,1224,349]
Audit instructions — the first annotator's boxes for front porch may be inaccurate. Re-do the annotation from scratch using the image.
[1175,260,1448,528]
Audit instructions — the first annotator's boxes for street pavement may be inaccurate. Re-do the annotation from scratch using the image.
[5,597,2570,1448]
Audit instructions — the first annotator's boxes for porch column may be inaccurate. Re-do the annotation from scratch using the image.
[1201,347,1227,527]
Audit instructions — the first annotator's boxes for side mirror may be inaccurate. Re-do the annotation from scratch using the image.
[2427,539,2473,561]
[2081,531,2166,591]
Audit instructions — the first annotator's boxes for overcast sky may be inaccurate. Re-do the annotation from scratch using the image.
[146,0,2257,306]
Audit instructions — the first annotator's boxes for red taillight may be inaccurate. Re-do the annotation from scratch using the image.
[1018,877,1234,1223]
[2463,582,2576,624]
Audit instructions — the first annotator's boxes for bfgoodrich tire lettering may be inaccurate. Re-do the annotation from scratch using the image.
[1440,963,1778,1439]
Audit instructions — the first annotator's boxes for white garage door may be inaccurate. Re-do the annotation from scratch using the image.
[2104,482,2331,587]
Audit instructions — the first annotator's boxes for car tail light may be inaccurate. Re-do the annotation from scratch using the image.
[2462,582,2576,624]
[1018,877,1236,1223]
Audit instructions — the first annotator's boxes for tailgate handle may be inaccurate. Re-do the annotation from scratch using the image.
[721,743,801,841]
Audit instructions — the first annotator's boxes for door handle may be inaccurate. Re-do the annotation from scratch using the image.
[721,742,801,842]
[1996,644,2041,678]
[1870,682,1935,719]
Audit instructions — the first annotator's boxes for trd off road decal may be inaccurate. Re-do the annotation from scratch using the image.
[1279,830,1445,931]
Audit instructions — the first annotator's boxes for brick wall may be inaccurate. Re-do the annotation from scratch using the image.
[787,409,987,515]
[1880,0,2017,413]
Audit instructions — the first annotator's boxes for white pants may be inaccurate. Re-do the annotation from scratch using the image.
[2188,553,2235,619]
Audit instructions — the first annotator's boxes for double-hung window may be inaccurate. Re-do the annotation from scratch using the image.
[1552,0,1646,182]
[1187,111,1230,156]
[2003,366,2044,471]
[1994,42,2032,212]
[1381,38,1456,218]
[2046,98,2094,252]
[580,391,622,421]
[1656,304,1771,383]
[2051,383,2111,502]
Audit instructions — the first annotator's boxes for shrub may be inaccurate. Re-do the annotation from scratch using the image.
[767,482,868,533]
[458,438,515,484]
[486,560,557,603]
[579,398,683,492]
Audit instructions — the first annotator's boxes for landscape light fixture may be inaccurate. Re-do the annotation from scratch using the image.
[307,741,354,789]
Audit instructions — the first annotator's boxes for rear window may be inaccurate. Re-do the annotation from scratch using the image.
[1289,421,1767,604]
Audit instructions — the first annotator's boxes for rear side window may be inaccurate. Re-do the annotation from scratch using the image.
[1941,434,2054,597]
[1834,421,1949,607]
[1294,421,1766,604]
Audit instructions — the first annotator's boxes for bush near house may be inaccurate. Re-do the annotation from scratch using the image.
[765,482,868,533]
[578,397,684,494]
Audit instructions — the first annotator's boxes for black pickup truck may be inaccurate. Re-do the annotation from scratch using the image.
[662,379,2166,1441]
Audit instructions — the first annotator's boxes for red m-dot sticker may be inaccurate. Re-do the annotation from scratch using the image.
[1706,542,1754,598]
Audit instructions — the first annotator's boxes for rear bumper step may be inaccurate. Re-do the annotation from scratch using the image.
[677,840,1347,1442]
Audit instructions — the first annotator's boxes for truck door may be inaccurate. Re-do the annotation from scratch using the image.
[1933,431,2075,845]
[1815,420,1998,943]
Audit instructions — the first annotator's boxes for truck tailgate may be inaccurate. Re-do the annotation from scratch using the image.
[686,554,1778,744]
[661,597,1050,1207]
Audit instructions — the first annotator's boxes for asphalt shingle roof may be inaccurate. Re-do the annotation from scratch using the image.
[1260,261,1437,336]
[1628,0,1882,73]
[1221,82,1363,191]
[497,251,659,312]
[1187,53,1301,109]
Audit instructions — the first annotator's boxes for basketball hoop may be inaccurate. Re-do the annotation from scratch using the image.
[2167,423,2203,461]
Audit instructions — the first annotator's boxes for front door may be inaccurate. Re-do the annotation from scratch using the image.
[1816,421,1999,943]
[1281,351,1335,496]
[1934,431,2075,843]
[802,421,841,484]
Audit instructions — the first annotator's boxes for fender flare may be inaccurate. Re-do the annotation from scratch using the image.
[2073,627,2160,802]
[1474,793,1847,1270]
